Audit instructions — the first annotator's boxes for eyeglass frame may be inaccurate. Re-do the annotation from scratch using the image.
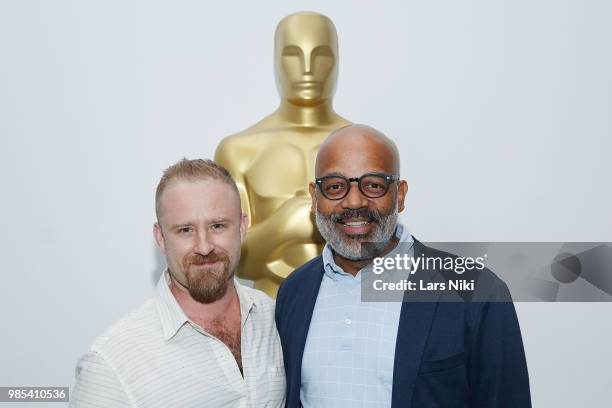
[314,172,400,200]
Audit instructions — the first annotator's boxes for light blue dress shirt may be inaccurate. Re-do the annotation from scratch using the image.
[300,224,414,408]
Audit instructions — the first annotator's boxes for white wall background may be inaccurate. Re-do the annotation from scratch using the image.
[1,0,611,406]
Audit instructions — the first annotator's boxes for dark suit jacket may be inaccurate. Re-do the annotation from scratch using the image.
[275,239,531,408]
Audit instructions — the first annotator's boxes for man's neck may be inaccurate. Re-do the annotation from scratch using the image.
[169,276,239,323]
[277,99,338,126]
[333,236,401,276]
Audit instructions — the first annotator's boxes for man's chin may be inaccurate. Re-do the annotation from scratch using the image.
[189,275,233,303]
[190,285,228,304]
[333,237,391,261]
[343,233,369,241]
[329,240,365,260]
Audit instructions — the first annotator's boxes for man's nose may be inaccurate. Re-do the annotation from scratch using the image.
[341,182,369,209]
[193,231,214,256]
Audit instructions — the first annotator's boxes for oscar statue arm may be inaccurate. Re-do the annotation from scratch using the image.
[238,191,315,281]
[215,138,316,281]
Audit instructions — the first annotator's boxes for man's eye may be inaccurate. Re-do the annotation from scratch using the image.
[327,184,342,191]
[178,227,194,234]
[211,224,226,231]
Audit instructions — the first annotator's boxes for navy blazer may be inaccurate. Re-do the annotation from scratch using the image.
[275,239,531,408]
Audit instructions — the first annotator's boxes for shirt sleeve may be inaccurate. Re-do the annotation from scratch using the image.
[70,350,133,408]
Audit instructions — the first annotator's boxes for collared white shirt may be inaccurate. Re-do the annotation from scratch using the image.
[70,272,286,408]
[301,224,414,408]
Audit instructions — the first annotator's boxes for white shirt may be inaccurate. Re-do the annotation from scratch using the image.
[70,272,286,408]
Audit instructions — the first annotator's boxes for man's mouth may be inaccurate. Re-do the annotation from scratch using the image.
[191,260,221,267]
[338,218,374,235]
[184,253,229,272]
[342,220,370,227]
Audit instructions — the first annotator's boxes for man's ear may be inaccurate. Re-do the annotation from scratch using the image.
[153,222,167,254]
[397,180,409,212]
[239,212,249,244]
[309,181,317,214]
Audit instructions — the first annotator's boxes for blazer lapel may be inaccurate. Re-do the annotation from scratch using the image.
[391,240,441,408]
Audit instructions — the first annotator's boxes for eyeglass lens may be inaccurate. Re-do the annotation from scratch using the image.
[320,175,389,199]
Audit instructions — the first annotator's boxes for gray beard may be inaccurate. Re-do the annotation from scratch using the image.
[315,203,398,261]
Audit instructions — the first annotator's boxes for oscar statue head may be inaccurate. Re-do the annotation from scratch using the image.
[274,12,339,107]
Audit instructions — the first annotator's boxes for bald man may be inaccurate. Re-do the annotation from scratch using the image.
[275,125,531,407]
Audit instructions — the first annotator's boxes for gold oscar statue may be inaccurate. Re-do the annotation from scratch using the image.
[215,12,351,297]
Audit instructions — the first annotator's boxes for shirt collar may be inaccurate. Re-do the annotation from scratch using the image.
[322,223,414,280]
[155,270,255,342]
[235,277,256,328]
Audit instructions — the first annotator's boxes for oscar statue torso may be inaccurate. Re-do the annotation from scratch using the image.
[215,12,350,296]
[216,114,350,296]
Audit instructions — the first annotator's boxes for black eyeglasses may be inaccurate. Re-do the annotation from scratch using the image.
[315,172,399,200]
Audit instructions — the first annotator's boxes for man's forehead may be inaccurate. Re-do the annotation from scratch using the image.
[315,130,400,177]
[317,161,395,179]
[159,179,240,222]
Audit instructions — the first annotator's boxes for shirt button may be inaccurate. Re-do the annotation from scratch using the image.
[345,318,352,325]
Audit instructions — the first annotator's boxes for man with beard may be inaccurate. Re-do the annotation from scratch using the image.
[71,159,286,407]
[275,125,531,407]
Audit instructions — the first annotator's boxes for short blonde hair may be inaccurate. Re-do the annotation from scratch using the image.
[155,158,239,221]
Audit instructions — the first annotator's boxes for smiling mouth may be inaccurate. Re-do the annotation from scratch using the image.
[341,220,371,227]
[337,218,375,236]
